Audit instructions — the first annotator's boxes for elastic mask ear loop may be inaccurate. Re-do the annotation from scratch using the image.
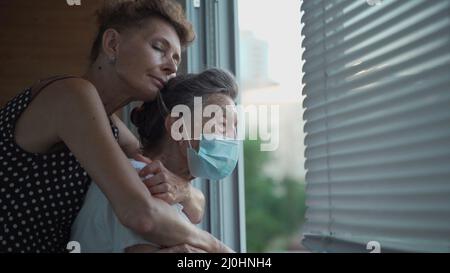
[181,115,193,149]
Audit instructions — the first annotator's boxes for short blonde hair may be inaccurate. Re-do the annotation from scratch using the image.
[90,0,195,63]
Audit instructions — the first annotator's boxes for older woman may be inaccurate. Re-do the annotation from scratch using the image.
[71,68,239,252]
[0,0,230,253]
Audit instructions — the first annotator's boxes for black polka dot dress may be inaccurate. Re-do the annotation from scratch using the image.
[0,82,119,253]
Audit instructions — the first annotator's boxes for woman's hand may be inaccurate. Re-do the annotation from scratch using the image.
[124,240,234,253]
[125,244,207,253]
[134,154,206,223]
[216,243,235,253]
[135,154,192,205]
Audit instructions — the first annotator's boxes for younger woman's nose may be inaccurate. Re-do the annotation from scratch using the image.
[162,56,178,76]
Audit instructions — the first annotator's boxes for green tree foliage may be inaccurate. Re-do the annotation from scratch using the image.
[244,139,306,252]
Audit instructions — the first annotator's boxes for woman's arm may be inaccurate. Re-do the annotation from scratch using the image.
[110,119,206,224]
[180,185,205,224]
[134,155,206,224]
[110,114,141,158]
[125,244,206,253]
[48,78,230,252]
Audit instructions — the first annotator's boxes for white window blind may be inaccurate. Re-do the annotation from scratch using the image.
[301,0,450,252]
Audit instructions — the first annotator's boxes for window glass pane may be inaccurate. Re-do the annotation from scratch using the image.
[237,0,306,252]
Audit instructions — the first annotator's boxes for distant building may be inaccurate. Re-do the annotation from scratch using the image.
[239,31,305,182]
[239,31,275,89]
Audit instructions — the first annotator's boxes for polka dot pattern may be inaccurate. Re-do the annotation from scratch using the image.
[0,88,119,253]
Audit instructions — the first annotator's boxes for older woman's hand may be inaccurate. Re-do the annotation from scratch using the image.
[134,155,190,205]
[134,154,205,224]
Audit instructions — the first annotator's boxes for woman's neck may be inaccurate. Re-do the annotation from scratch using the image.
[82,61,133,115]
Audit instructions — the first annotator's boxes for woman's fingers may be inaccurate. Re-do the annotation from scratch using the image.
[138,160,190,205]
[133,153,152,164]
[153,193,176,204]
[148,182,170,195]
[124,244,160,253]
[143,172,165,187]
[138,160,164,177]
[157,244,207,253]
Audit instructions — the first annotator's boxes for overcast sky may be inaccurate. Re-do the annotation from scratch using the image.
[238,1,306,180]
[238,0,304,99]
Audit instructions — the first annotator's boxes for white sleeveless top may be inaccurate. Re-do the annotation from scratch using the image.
[70,159,188,253]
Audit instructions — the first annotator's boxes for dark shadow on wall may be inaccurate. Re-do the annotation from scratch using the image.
[0,0,104,107]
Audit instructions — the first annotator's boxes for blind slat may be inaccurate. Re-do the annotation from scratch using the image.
[301,0,450,253]
[303,2,449,82]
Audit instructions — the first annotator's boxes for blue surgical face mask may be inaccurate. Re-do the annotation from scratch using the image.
[186,133,239,181]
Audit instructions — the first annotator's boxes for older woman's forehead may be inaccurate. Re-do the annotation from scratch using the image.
[205,93,235,106]
[202,103,237,123]
[205,95,236,109]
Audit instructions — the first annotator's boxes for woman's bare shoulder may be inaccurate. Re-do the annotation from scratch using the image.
[14,77,106,153]
[45,78,112,130]
[37,77,99,104]
[32,77,109,122]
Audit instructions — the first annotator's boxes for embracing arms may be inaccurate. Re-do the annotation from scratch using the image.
[111,116,205,224]
[46,79,229,252]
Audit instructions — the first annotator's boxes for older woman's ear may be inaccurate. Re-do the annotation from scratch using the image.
[165,116,182,140]
[164,116,173,135]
